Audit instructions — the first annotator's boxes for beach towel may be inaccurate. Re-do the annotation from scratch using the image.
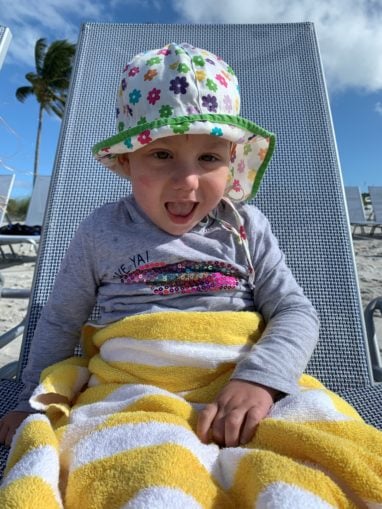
[1,310,381,508]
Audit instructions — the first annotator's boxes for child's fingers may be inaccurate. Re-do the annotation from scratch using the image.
[0,412,31,446]
[197,402,218,443]
[0,421,7,445]
[223,409,245,447]
[5,427,14,447]
[239,406,266,445]
[210,412,226,446]
[0,422,13,447]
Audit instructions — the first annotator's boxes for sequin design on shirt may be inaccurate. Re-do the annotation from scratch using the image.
[119,260,240,295]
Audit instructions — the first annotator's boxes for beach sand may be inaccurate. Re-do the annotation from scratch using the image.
[352,228,382,342]
[0,245,36,369]
[0,232,381,369]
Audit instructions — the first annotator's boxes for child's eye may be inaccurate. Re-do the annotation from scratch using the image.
[200,154,218,162]
[153,151,171,159]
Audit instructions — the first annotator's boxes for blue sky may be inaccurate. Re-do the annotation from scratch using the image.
[0,0,381,198]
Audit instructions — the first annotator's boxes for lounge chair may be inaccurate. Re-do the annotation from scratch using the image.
[0,175,15,259]
[0,175,15,226]
[0,27,14,256]
[0,26,14,230]
[0,22,381,477]
[344,185,377,235]
[364,297,382,380]
[0,175,51,257]
[368,186,382,235]
[0,176,50,354]
[0,26,11,71]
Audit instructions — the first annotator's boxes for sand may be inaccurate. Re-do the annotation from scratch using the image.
[0,244,36,368]
[0,231,381,369]
[352,228,382,341]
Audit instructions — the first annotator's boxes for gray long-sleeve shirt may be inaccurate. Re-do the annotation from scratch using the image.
[15,196,319,412]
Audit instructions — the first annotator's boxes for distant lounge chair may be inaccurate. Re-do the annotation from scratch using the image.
[0,28,29,359]
[0,26,11,70]
[0,27,14,257]
[0,174,15,225]
[368,186,382,235]
[0,175,15,259]
[0,175,51,256]
[344,186,377,234]
[364,297,382,381]
[0,28,14,227]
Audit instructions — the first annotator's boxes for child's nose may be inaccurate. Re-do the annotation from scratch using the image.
[171,167,199,191]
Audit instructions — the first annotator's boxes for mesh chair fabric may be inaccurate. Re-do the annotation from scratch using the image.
[18,23,370,389]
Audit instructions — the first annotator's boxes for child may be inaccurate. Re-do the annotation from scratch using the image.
[0,43,318,456]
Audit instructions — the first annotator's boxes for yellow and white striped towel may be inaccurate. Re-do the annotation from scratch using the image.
[1,311,382,508]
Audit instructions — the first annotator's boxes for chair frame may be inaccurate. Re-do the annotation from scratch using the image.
[368,186,382,235]
[0,26,11,71]
[344,186,377,235]
[0,175,51,257]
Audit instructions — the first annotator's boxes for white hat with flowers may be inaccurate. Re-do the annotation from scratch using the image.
[92,42,275,201]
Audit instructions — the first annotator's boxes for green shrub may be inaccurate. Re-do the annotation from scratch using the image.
[6,196,31,221]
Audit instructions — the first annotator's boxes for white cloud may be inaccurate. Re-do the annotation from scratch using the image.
[0,0,109,66]
[172,0,382,92]
[2,0,382,93]
[109,0,160,8]
[0,0,163,67]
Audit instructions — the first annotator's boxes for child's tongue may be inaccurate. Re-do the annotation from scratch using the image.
[166,202,195,217]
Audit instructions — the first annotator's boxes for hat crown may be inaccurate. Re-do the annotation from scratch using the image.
[93,42,275,202]
[116,42,241,132]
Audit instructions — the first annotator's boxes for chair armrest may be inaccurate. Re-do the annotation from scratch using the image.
[0,287,30,299]
[364,297,382,381]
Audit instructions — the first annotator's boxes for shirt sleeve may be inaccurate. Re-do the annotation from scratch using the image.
[14,216,100,412]
[231,206,320,394]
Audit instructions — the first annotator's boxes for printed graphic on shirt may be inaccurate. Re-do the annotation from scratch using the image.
[115,260,241,295]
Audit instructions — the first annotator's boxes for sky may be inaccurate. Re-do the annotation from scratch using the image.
[0,0,381,198]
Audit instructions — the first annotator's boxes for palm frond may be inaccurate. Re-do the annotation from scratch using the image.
[49,103,64,118]
[42,40,76,83]
[16,37,76,182]
[15,86,34,102]
[35,38,47,75]
[25,72,39,86]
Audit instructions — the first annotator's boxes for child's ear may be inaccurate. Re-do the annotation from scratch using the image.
[117,154,131,177]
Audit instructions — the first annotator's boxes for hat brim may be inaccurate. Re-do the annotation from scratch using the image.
[92,114,275,201]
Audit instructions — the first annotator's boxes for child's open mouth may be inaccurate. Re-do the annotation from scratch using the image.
[165,202,198,223]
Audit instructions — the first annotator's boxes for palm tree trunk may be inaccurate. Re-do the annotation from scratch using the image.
[33,105,43,187]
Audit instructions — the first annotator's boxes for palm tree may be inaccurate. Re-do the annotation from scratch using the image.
[16,38,76,187]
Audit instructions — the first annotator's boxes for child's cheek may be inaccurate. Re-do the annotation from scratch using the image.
[137,175,153,187]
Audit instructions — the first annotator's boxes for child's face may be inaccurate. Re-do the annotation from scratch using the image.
[120,134,231,236]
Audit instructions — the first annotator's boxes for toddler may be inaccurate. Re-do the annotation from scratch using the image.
[0,42,318,450]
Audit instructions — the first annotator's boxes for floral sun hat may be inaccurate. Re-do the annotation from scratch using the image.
[92,42,276,201]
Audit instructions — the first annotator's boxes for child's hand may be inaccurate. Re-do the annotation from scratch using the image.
[0,411,32,447]
[197,380,279,447]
